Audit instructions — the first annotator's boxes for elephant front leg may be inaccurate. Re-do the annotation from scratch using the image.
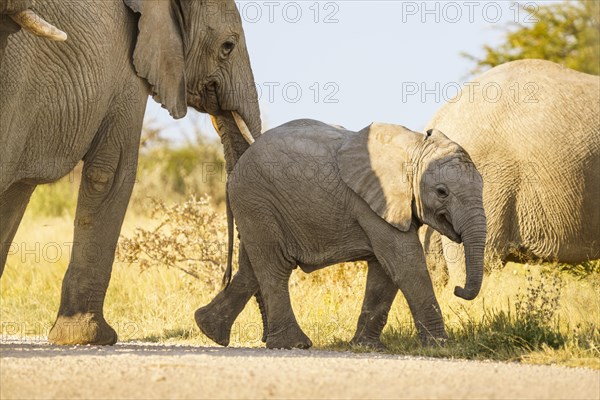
[48,121,140,346]
[374,230,448,346]
[401,279,447,346]
[351,258,398,350]
[195,245,259,346]
[396,263,447,345]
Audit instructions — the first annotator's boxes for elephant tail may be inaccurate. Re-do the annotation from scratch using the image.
[222,190,234,289]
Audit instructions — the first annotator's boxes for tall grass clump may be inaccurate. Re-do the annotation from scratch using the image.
[374,268,599,368]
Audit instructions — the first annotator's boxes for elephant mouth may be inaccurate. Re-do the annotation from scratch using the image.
[435,211,461,243]
[188,90,219,115]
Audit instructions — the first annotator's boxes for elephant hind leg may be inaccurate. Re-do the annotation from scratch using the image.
[244,243,311,350]
[351,258,398,350]
[0,182,36,277]
[195,244,259,346]
[254,290,268,343]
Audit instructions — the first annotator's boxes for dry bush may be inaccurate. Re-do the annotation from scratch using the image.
[515,271,563,325]
[118,195,233,292]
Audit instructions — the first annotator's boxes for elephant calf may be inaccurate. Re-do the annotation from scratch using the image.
[196,120,487,349]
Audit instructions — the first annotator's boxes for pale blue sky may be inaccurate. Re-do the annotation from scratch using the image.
[144,1,544,141]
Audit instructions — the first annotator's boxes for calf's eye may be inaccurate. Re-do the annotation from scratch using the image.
[436,185,449,198]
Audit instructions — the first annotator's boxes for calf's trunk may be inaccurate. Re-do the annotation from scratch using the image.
[454,212,486,300]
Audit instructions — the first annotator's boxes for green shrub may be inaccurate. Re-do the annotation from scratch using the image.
[132,140,226,212]
[557,260,600,278]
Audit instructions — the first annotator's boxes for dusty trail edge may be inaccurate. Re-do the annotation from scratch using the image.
[1,339,598,399]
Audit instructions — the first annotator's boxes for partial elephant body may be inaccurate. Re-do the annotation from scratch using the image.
[1,1,30,61]
[1,1,69,66]
[424,59,599,273]
[230,122,373,271]
[0,0,261,345]
[1,2,144,189]
[197,119,487,349]
[0,0,30,13]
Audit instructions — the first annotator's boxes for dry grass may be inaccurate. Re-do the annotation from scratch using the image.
[1,188,598,369]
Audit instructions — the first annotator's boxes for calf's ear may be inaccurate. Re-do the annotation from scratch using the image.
[336,123,417,232]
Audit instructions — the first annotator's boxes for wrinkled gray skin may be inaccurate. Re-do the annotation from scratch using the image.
[420,60,600,288]
[0,0,261,345]
[0,0,30,62]
[0,0,29,14]
[196,120,486,349]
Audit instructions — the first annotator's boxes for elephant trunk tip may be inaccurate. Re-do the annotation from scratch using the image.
[454,286,479,301]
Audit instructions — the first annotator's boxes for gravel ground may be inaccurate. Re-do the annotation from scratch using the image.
[0,339,598,399]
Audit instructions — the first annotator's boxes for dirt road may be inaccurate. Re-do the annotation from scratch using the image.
[1,339,598,399]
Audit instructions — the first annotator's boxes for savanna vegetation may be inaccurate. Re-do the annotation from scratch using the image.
[463,0,600,75]
[1,120,598,369]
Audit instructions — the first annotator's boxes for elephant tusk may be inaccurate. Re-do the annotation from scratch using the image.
[231,111,255,145]
[210,115,222,138]
[10,10,68,42]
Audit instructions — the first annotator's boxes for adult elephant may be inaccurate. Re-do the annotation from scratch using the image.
[421,59,599,286]
[0,0,261,345]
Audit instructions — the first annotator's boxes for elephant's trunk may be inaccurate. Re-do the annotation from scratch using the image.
[214,32,261,166]
[212,107,260,288]
[454,210,486,300]
[210,24,261,283]
[213,111,260,173]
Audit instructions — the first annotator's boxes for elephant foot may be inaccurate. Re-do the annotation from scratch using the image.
[350,337,387,351]
[48,313,117,345]
[266,325,312,350]
[194,306,232,347]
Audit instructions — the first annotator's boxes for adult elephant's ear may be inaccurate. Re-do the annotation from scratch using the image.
[124,0,187,119]
[337,123,415,232]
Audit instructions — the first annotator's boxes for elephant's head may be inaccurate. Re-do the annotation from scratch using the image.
[124,0,261,169]
[338,123,486,300]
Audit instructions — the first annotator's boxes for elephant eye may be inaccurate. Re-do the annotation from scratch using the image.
[221,41,236,58]
[436,185,449,198]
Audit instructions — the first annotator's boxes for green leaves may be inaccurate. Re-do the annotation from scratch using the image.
[464,1,600,75]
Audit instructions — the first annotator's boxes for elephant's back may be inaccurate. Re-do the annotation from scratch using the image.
[228,120,364,260]
[428,60,599,153]
[255,119,351,156]
[233,119,352,174]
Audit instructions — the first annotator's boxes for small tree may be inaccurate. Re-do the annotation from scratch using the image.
[463,1,599,75]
